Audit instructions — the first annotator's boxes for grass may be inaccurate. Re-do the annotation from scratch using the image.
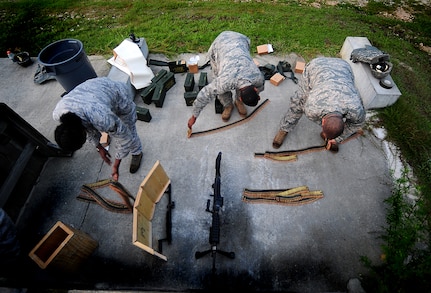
[1,0,431,291]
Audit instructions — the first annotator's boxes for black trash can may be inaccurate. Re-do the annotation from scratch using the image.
[38,39,97,93]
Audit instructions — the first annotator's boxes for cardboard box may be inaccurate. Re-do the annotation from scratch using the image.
[136,107,152,122]
[295,61,305,74]
[270,73,285,86]
[257,44,274,55]
[188,64,198,74]
[99,132,110,148]
[28,221,98,272]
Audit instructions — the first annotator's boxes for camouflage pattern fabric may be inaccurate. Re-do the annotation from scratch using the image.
[278,57,365,143]
[53,77,142,159]
[191,31,265,118]
[350,45,390,64]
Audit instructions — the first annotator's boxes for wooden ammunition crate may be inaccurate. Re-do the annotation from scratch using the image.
[184,73,195,92]
[28,221,98,272]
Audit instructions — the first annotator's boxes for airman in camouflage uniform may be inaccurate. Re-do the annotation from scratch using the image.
[272,57,365,151]
[53,77,143,180]
[188,31,265,130]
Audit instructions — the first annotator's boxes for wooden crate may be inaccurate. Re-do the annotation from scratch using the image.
[133,160,170,261]
[28,221,98,272]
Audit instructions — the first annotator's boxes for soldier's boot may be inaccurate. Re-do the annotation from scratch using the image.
[235,99,247,118]
[221,104,234,122]
[272,130,288,149]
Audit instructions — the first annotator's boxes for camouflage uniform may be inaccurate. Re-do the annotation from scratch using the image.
[53,77,142,160]
[191,31,265,118]
[278,57,365,143]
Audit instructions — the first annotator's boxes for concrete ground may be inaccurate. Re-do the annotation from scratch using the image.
[0,47,393,292]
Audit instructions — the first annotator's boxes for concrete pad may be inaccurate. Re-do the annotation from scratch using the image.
[0,51,392,292]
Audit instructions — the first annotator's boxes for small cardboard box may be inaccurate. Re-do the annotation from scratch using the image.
[295,61,306,74]
[257,44,274,55]
[99,132,110,147]
[270,73,285,86]
[136,107,152,122]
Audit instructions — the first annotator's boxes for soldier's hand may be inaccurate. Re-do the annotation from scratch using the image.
[97,145,112,165]
[325,139,339,153]
[111,166,119,181]
[187,115,196,129]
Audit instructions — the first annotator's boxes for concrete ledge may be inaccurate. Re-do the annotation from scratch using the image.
[340,36,401,109]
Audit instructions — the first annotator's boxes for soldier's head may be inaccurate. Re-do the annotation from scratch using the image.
[54,112,87,152]
[239,85,260,107]
[321,112,344,140]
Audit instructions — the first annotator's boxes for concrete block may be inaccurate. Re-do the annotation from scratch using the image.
[340,36,401,109]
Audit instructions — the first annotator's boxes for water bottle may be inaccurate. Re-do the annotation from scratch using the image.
[6,51,16,62]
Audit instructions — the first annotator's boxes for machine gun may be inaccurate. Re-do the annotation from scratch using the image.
[195,152,235,274]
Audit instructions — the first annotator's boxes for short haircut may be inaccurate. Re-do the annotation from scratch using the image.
[322,114,344,140]
[54,112,86,152]
[240,86,260,106]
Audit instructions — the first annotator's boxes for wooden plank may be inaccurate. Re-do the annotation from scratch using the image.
[132,160,170,261]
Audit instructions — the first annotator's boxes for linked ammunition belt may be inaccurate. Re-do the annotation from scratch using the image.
[255,131,363,161]
[242,186,323,206]
[190,99,269,138]
[78,179,135,213]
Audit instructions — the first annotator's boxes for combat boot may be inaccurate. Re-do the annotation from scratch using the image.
[235,99,247,118]
[272,130,288,149]
[221,104,234,122]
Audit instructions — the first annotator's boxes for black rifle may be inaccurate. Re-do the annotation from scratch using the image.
[195,152,235,274]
